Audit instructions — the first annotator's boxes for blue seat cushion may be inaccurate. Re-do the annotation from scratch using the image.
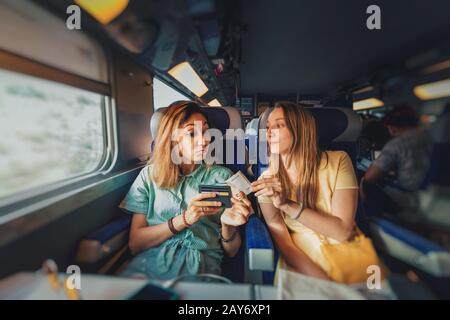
[375,218,447,254]
[245,215,274,250]
[85,216,132,244]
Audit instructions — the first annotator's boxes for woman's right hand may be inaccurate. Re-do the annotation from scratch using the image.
[185,192,222,225]
[251,176,287,209]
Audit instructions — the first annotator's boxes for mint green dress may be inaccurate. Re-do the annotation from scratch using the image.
[119,164,233,280]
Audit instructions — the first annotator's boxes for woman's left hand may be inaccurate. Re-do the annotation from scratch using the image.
[221,192,252,226]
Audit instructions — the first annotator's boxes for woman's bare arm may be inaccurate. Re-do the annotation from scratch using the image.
[253,177,358,242]
[220,194,252,257]
[128,213,187,255]
[281,188,358,242]
[259,203,330,280]
[220,225,242,257]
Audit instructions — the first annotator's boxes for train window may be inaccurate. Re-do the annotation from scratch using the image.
[0,69,107,204]
[153,77,190,110]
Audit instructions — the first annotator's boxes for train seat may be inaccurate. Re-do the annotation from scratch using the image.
[421,108,450,188]
[76,216,132,274]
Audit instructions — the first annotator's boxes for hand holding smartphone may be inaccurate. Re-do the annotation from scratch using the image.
[199,184,232,208]
[198,171,253,208]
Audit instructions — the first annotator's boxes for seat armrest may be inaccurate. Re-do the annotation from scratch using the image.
[372,218,450,277]
[76,216,132,264]
[245,215,274,271]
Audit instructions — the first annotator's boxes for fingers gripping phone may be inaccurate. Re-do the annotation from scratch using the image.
[199,184,232,208]
[199,171,253,209]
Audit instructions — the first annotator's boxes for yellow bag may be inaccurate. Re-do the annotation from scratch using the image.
[318,228,387,284]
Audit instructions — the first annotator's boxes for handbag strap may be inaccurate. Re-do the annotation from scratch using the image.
[314,230,331,245]
[314,226,360,245]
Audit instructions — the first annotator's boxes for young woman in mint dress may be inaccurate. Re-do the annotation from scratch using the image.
[120,101,251,279]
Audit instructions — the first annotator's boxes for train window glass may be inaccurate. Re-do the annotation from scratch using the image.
[0,0,108,83]
[0,69,106,203]
[153,78,190,110]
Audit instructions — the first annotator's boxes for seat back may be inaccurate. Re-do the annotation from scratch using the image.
[371,218,450,278]
[309,107,362,165]
[244,108,272,178]
[421,110,450,188]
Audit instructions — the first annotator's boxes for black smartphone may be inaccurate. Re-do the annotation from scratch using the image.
[128,283,179,300]
[199,184,232,208]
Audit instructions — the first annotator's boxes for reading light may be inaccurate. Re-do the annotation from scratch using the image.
[421,60,450,74]
[75,0,129,25]
[353,86,375,95]
[168,62,209,97]
[208,99,222,107]
[414,79,450,100]
[353,98,384,111]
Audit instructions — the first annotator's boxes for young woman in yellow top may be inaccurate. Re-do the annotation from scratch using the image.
[251,102,359,281]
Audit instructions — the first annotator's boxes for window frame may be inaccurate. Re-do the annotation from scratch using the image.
[0,49,118,218]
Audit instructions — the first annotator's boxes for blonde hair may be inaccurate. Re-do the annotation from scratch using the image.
[269,102,325,210]
[150,101,209,189]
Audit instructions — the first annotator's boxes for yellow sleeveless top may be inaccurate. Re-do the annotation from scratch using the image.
[257,150,359,279]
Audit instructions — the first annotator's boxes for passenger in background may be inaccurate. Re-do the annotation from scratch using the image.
[359,115,391,155]
[119,101,251,280]
[360,105,433,220]
[252,102,361,283]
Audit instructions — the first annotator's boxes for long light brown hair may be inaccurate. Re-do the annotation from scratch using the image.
[269,102,325,210]
[150,101,209,189]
